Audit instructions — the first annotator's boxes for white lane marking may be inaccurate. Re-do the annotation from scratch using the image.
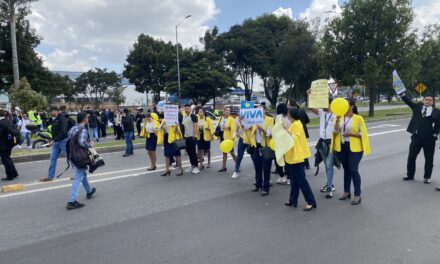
[369,129,406,137]
[368,124,401,129]
[0,157,230,198]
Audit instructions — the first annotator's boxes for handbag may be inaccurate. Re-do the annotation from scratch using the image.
[214,117,223,137]
[172,127,186,151]
[261,132,275,161]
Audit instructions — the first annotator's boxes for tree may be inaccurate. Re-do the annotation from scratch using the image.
[9,77,47,111]
[165,48,236,104]
[75,68,121,110]
[1,0,37,90]
[321,0,419,116]
[123,34,174,101]
[418,25,440,96]
[107,85,126,110]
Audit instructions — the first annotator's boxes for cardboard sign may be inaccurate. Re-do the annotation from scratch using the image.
[157,101,166,112]
[392,70,406,95]
[240,108,264,127]
[164,104,179,125]
[309,79,330,108]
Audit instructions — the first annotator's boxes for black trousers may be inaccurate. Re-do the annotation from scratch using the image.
[100,123,107,138]
[0,149,18,179]
[185,137,198,167]
[407,135,436,179]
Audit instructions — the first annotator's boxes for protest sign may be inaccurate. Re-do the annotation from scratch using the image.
[240,108,264,127]
[309,79,330,108]
[392,70,406,95]
[164,104,179,125]
[240,100,254,109]
[157,101,166,112]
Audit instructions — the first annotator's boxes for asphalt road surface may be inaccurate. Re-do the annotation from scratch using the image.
[1,118,439,264]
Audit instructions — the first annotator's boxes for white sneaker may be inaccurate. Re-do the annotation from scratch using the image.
[231,172,239,179]
[27,146,32,149]
[287,179,291,185]
[17,145,22,149]
[185,167,193,173]
[192,167,200,174]
[276,177,288,185]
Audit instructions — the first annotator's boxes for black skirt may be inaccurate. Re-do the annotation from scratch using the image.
[146,133,157,151]
[163,133,181,158]
[198,130,211,150]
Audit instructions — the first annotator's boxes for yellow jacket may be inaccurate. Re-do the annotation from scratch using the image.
[141,119,160,138]
[284,120,311,165]
[222,116,236,141]
[197,116,215,141]
[242,126,257,148]
[161,120,183,144]
[261,115,274,147]
[242,116,275,148]
[331,114,371,155]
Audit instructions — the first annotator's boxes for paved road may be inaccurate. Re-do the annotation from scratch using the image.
[1,119,440,264]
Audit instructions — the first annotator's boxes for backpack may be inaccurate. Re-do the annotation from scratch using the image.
[66,116,76,131]
[66,127,90,169]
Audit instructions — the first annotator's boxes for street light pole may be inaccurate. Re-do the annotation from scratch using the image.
[175,15,191,104]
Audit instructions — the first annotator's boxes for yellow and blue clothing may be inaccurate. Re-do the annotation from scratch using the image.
[161,120,183,158]
[197,116,214,150]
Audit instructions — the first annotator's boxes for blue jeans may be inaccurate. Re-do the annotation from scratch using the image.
[124,131,134,154]
[286,163,316,207]
[89,128,99,141]
[251,147,272,193]
[69,165,92,202]
[48,139,67,179]
[337,142,363,196]
[20,132,31,147]
[318,140,334,188]
[235,138,247,173]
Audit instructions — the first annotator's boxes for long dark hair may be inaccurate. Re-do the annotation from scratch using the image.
[276,103,288,116]
[348,98,358,115]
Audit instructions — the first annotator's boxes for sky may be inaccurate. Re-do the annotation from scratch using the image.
[28,0,440,73]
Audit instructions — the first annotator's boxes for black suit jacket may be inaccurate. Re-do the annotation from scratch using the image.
[0,118,19,151]
[402,95,440,136]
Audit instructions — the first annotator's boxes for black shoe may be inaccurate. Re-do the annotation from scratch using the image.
[261,191,269,196]
[436,187,440,192]
[339,193,351,200]
[66,201,85,210]
[284,202,297,208]
[147,167,157,171]
[86,188,96,199]
[351,197,362,205]
[402,177,414,181]
[252,187,262,192]
[424,178,431,184]
[123,154,130,157]
[161,171,171,177]
[218,168,227,172]
[1,177,14,181]
[303,204,316,211]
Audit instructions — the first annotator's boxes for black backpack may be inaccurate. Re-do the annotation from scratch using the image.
[66,127,90,169]
[66,115,76,131]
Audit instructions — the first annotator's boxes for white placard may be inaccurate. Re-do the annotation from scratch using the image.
[164,104,179,125]
[240,108,264,127]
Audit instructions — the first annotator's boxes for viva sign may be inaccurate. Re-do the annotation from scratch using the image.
[240,108,264,127]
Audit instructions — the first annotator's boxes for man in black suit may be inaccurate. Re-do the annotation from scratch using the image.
[0,110,19,181]
[401,93,440,184]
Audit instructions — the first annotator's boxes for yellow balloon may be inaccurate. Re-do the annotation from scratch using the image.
[220,139,234,153]
[330,98,349,116]
[269,139,275,151]
[151,113,159,121]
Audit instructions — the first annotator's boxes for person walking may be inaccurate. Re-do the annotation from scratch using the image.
[284,108,316,211]
[143,113,160,171]
[0,110,20,181]
[135,109,144,137]
[115,111,123,140]
[40,107,69,182]
[289,99,311,169]
[332,99,371,205]
[196,108,214,170]
[218,106,237,172]
[401,93,440,183]
[100,110,108,138]
[182,104,200,174]
[231,113,248,179]
[66,112,96,210]
[274,103,290,185]
[122,109,135,157]
[88,111,100,142]
[308,97,336,198]
[159,119,184,177]
[17,113,32,149]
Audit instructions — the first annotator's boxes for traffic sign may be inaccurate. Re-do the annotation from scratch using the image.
[415,83,427,94]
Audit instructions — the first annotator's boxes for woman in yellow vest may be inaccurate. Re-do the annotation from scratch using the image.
[332,99,370,205]
[218,106,237,172]
[159,119,184,176]
[284,108,317,211]
[196,108,214,169]
[143,113,160,171]
[243,106,274,196]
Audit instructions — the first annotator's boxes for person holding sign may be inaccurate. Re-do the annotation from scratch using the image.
[332,99,370,205]
[159,118,184,177]
[143,113,160,171]
[401,93,440,184]
[284,108,316,211]
[217,106,237,172]
[196,108,214,170]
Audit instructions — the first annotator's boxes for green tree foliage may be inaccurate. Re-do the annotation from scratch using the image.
[75,68,121,110]
[418,25,440,96]
[9,77,47,111]
[123,34,174,101]
[321,0,419,116]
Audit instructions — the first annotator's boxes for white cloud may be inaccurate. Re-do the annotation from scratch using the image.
[299,0,342,27]
[413,0,440,32]
[29,0,218,72]
[273,7,293,19]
